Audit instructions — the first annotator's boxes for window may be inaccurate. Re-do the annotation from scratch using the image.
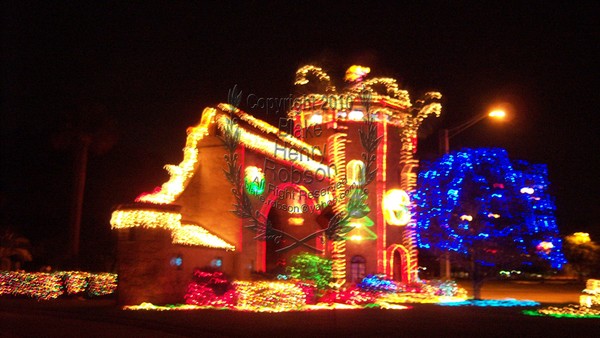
[346,160,365,186]
[170,255,183,270]
[350,255,366,282]
[348,110,364,121]
[210,257,223,269]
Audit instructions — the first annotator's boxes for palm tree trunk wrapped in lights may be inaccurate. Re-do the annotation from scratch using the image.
[399,95,442,282]
[399,157,420,283]
[328,133,348,288]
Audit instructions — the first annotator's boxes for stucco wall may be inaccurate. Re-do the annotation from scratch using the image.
[116,227,235,305]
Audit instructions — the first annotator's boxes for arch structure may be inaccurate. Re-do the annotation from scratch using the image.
[385,244,412,284]
[255,182,322,272]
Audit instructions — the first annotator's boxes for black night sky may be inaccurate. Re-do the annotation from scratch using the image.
[2,1,599,266]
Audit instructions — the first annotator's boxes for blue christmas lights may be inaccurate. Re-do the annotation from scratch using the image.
[415,148,566,269]
[358,274,398,292]
[439,299,540,307]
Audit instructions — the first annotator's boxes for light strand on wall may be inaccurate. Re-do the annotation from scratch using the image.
[110,209,182,230]
[218,103,323,158]
[172,224,235,250]
[216,115,334,176]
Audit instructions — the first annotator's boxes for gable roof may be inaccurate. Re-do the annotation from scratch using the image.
[135,104,332,205]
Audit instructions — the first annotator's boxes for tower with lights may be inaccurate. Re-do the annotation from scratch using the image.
[287,65,442,285]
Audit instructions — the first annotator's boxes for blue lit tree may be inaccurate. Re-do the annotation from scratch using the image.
[414,148,566,299]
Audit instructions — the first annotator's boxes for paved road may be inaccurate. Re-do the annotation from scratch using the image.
[457,279,585,303]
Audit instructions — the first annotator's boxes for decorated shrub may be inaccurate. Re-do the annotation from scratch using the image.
[184,268,236,307]
[0,271,117,300]
[286,252,332,290]
[234,281,307,312]
[357,274,398,293]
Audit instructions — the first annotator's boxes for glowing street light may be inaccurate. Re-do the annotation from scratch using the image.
[566,232,591,245]
[488,109,507,119]
[439,108,507,153]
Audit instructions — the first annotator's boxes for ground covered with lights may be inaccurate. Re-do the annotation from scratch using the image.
[3,270,599,320]
[123,273,469,313]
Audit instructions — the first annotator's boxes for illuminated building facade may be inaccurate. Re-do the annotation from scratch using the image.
[110,65,442,304]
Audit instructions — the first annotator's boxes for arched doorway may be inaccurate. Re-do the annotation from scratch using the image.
[258,183,322,274]
[386,244,412,284]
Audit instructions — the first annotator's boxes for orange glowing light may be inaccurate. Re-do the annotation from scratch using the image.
[567,232,591,245]
[345,65,371,82]
[488,109,506,119]
[288,217,304,226]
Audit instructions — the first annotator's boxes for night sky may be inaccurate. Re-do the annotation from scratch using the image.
[2,2,599,262]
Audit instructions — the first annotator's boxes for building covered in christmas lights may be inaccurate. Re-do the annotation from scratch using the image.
[110,65,442,304]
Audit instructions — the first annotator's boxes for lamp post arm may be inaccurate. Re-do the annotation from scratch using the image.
[439,113,489,156]
[447,113,488,138]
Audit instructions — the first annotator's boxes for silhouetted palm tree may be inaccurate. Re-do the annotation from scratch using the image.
[53,104,118,262]
[0,228,32,270]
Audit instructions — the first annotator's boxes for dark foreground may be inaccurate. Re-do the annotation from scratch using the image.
[1,281,599,337]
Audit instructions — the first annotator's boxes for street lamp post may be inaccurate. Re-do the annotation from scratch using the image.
[438,109,506,279]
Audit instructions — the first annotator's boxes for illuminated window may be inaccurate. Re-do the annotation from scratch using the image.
[170,255,183,270]
[346,160,365,186]
[348,110,364,121]
[308,113,323,125]
[245,166,265,195]
[210,257,223,269]
[350,255,366,282]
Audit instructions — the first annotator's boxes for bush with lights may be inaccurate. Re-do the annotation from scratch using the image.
[0,271,117,300]
[357,274,398,293]
[286,252,332,291]
[184,268,237,307]
[420,279,466,297]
